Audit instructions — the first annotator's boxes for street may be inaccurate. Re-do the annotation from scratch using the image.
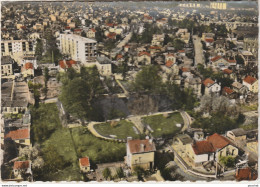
[193,35,205,66]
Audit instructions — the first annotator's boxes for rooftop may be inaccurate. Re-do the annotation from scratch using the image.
[128,139,156,154]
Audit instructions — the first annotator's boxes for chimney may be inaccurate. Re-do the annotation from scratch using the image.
[145,136,149,140]
[140,144,145,152]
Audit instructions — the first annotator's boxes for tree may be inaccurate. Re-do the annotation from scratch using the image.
[133,166,145,181]
[35,38,44,60]
[103,167,111,180]
[3,138,18,163]
[219,156,236,168]
[116,167,125,179]
[133,65,163,94]
[235,55,244,65]
[172,39,185,51]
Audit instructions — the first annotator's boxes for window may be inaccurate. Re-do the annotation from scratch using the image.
[139,157,141,162]
[220,151,223,157]
[231,149,235,156]
[19,139,25,143]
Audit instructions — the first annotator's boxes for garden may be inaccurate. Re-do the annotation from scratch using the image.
[93,120,140,140]
[141,112,183,138]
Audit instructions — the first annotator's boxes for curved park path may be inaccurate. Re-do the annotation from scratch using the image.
[87,110,192,142]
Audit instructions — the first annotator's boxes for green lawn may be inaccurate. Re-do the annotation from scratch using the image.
[71,127,126,164]
[240,104,258,112]
[142,112,183,138]
[94,120,140,139]
[31,103,126,181]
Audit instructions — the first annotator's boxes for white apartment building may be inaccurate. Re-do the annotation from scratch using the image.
[1,40,35,65]
[60,34,97,64]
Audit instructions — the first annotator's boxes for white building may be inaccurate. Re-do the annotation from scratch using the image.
[60,33,97,64]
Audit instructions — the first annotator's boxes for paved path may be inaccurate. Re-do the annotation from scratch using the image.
[116,32,132,48]
[180,111,192,132]
[193,35,205,66]
[87,110,192,142]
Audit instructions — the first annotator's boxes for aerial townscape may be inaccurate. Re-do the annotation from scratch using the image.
[0,1,258,183]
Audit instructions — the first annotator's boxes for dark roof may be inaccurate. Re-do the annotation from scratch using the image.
[229,128,247,136]
[1,56,14,65]
[175,134,193,145]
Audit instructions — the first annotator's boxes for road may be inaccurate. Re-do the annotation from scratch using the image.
[193,35,205,66]
[116,32,132,48]
[180,111,192,132]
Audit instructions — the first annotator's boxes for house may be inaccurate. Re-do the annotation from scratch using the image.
[5,128,30,146]
[137,51,151,66]
[165,53,176,64]
[96,56,112,76]
[235,167,258,181]
[178,50,185,57]
[243,76,258,93]
[21,62,34,78]
[126,138,156,170]
[79,157,90,173]
[210,56,229,69]
[222,87,236,99]
[1,56,14,78]
[172,134,193,157]
[232,81,248,95]
[205,38,214,47]
[13,160,32,179]
[86,28,96,38]
[226,128,247,142]
[151,34,164,46]
[201,33,215,42]
[184,75,202,97]
[202,78,221,95]
[186,140,215,167]
[207,133,239,159]
[223,69,236,80]
[59,60,78,72]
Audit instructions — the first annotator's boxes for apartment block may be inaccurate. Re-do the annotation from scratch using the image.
[60,33,97,63]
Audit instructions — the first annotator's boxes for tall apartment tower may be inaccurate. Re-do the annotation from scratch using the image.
[60,33,97,63]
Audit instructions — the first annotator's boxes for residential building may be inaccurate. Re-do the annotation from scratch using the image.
[1,81,30,114]
[1,56,14,77]
[5,128,30,146]
[96,56,112,76]
[202,78,221,95]
[86,28,96,38]
[21,62,34,78]
[13,160,32,179]
[184,75,202,97]
[232,81,248,95]
[126,138,156,170]
[243,35,258,57]
[1,40,35,64]
[79,157,90,173]
[172,134,193,158]
[235,167,258,181]
[60,33,97,64]
[243,76,258,93]
[226,128,247,142]
[137,52,151,66]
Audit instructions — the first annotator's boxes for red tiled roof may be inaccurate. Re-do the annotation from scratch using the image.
[65,26,71,30]
[116,54,123,60]
[223,87,234,94]
[128,139,156,154]
[5,129,30,140]
[125,45,130,48]
[205,38,214,43]
[20,26,27,30]
[13,161,30,170]
[74,28,82,32]
[211,56,222,62]
[243,76,257,85]
[66,60,76,68]
[25,62,33,70]
[79,157,90,167]
[150,46,161,50]
[192,140,215,155]
[106,23,114,27]
[223,69,233,74]
[236,168,258,181]
[228,59,236,63]
[165,60,173,68]
[181,67,190,72]
[59,60,66,69]
[107,32,116,39]
[91,28,96,32]
[207,133,232,151]
[178,50,185,53]
[203,78,215,87]
[138,51,151,57]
